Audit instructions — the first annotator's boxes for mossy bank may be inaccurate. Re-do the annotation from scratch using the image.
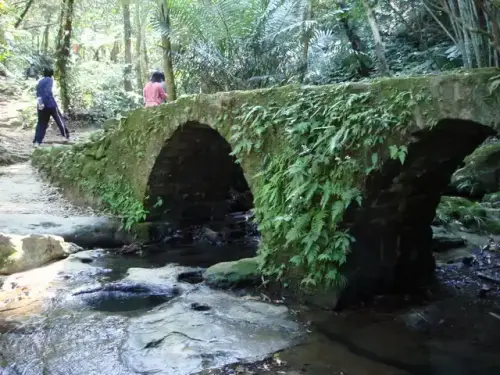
[32,68,500,306]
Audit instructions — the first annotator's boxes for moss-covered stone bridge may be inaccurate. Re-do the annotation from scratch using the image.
[33,69,500,301]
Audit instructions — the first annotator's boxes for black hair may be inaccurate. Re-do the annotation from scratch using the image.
[159,72,165,81]
[42,67,54,77]
[151,71,163,83]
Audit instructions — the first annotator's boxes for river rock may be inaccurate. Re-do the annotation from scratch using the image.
[0,233,81,275]
[400,304,443,332]
[204,257,261,289]
[432,227,466,252]
[121,288,304,375]
[449,138,500,197]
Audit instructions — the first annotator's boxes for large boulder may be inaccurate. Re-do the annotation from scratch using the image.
[0,233,81,275]
[204,257,261,289]
[449,138,500,198]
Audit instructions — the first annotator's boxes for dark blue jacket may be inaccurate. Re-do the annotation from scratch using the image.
[36,77,57,109]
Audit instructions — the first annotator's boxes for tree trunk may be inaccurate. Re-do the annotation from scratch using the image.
[122,0,133,92]
[141,12,150,83]
[143,34,150,82]
[42,15,52,53]
[134,0,144,93]
[55,0,75,114]
[362,0,390,76]
[160,3,176,100]
[338,1,370,77]
[110,41,119,63]
[299,0,312,83]
[14,0,34,28]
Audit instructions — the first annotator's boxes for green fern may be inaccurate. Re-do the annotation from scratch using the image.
[218,85,422,289]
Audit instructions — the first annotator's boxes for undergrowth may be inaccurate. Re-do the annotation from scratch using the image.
[435,196,500,234]
[33,132,147,231]
[219,85,428,289]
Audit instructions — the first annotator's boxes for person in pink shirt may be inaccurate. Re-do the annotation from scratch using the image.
[143,71,167,107]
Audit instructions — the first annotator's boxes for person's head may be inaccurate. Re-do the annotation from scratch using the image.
[159,72,165,82]
[42,67,54,77]
[151,71,162,83]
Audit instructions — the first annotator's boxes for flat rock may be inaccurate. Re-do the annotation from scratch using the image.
[432,227,466,252]
[0,214,125,248]
[121,287,304,375]
[0,233,81,275]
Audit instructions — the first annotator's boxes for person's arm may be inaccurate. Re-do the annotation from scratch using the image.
[158,84,167,101]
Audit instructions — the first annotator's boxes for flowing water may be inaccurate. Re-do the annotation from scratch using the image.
[0,107,499,374]
[1,243,500,375]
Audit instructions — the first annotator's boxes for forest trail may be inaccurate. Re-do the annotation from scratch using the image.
[0,77,109,236]
[0,76,89,159]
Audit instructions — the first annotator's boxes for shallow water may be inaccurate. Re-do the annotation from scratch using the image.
[0,246,303,375]
[2,240,500,375]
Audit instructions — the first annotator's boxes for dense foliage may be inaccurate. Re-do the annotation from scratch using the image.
[4,0,500,288]
[2,0,499,119]
[220,85,425,287]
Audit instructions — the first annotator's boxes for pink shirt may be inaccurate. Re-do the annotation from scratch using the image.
[143,82,167,107]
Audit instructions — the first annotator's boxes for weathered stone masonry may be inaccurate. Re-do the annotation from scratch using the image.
[32,69,500,299]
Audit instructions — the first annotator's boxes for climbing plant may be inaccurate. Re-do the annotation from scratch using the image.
[221,85,424,289]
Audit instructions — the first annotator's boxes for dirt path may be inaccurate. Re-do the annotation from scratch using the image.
[0,77,92,162]
[0,78,117,239]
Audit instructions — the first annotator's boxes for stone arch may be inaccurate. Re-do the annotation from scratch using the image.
[145,121,254,227]
[342,118,496,299]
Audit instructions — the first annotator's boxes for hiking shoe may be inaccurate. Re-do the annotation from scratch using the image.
[33,142,40,148]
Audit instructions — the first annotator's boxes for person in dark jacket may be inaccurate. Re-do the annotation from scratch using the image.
[25,63,38,80]
[33,67,70,147]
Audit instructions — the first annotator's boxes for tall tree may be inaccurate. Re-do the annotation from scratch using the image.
[159,0,176,100]
[362,0,390,76]
[14,0,34,28]
[42,14,52,53]
[55,0,75,114]
[300,0,313,82]
[122,0,133,91]
[134,0,143,93]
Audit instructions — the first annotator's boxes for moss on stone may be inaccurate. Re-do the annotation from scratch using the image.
[451,139,500,196]
[204,257,261,289]
[30,69,500,291]
[32,69,500,224]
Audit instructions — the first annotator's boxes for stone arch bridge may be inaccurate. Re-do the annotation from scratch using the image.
[33,69,500,300]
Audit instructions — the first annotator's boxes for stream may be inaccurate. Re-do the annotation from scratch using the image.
[1,164,500,374]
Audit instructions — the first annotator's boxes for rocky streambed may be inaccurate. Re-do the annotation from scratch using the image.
[0,250,305,375]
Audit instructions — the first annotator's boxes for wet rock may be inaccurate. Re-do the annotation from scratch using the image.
[117,243,143,255]
[201,227,220,244]
[0,233,81,275]
[73,282,180,313]
[434,248,473,265]
[204,257,261,289]
[190,302,211,311]
[121,288,304,375]
[400,305,443,332]
[178,270,204,284]
[432,228,466,252]
[0,214,126,249]
[0,250,107,319]
[478,284,491,298]
[449,138,500,198]
[462,255,475,266]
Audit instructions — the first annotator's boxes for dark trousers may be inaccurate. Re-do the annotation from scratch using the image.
[33,107,70,144]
